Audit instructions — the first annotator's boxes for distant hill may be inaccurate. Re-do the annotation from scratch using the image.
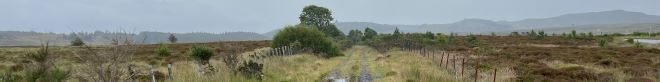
[0,31,269,46]
[328,10,660,34]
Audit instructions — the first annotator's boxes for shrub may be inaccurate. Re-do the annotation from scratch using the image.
[188,45,214,64]
[237,60,263,80]
[465,34,480,47]
[24,44,71,82]
[155,43,171,57]
[70,37,85,46]
[625,39,635,44]
[271,25,343,57]
[597,38,608,47]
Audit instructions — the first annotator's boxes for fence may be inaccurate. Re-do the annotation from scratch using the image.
[125,46,301,82]
[402,47,507,82]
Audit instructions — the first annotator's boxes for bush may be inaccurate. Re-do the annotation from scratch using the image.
[155,43,171,57]
[625,39,635,44]
[70,37,85,46]
[24,44,71,82]
[271,25,343,57]
[465,34,480,47]
[237,60,263,80]
[188,45,214,64]
[597,38,608,47]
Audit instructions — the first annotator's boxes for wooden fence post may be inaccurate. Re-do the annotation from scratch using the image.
[461,58,465,77]
[445,52,449,69]
[475,60,479,82]
[168,63,173,80]
[149,65,156,82]
[493,68,497,82]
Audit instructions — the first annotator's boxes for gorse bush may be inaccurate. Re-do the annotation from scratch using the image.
[71,37,85,46]
[597,38,608,47]
[188,45,214,64]
[155,43,171,57]
[271,25,343,57]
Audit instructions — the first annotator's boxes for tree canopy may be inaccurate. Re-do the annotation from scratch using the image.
[299,5,344,38]
[271,25,343,57]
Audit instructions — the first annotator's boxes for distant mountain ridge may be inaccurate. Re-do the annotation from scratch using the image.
[294,10,660,36]
[0,31,269,46]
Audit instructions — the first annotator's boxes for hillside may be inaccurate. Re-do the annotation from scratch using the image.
[327,10,660,34]
[0,31,269,46]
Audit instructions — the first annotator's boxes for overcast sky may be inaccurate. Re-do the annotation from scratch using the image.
[1,0,659,33]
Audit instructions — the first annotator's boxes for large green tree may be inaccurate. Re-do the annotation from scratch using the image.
[271,25,343,57]
[363,27,377,40]
[299,5,344,38]
[347,29,364,43]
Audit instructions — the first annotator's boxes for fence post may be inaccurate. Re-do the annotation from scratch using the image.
[493,68,497,82]
[461,58,465,77]
[168,63,173,80]
[128,64,134,82]
[445,52,449,69]
[475,60,479,82]
[440,51,445,66]
[150,65,156,82]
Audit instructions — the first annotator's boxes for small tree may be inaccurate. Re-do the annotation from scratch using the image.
[634,42,643,48]
[393,27,402,38]
[24,43,71,82]
[71,37,85,46]
[155,43,171,57]
[510,32,519,36]
[436,33,447,44]
[347,29,364,44]
[168,34,178,43]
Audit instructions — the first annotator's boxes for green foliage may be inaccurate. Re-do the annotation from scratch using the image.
[168,34,178,43]
[625,39,635,44]
[299,5,344,38]
[597,38,608,47]
[155,43,171,57]
[465,34,480,47]
[363,27,378,40]
[1,71,20,82]
[528,30,538,37]
[569,30,578,39]
[70,37,85,46]
[393,27,402,38]
[347,29,364,44]
[424,32,435,39]
[271,25,343,57]
[538,31,546,38]
[447,33,458,44]
[491,32,497,36]
[24,44,71,82]
[188,45,215,63]
[436,33,447,44]
[634,42,643,48]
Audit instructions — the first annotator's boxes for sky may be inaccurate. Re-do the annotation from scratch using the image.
[1,0,659,33]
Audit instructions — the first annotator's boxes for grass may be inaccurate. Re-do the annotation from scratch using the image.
[365,47,461,82]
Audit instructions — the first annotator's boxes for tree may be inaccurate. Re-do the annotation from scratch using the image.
[424,32,435,39]
[71,37,85,46]
[393,27,402,38]
[271,25,343,57]
[597,38,608,47]
[168,34,178,43]
[364,27,377,40]
[347,29,364,43]
[436,33,447,44]
[569,30,578,39]
[299,5,344,38]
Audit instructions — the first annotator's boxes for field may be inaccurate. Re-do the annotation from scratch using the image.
[1,36,660,82]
